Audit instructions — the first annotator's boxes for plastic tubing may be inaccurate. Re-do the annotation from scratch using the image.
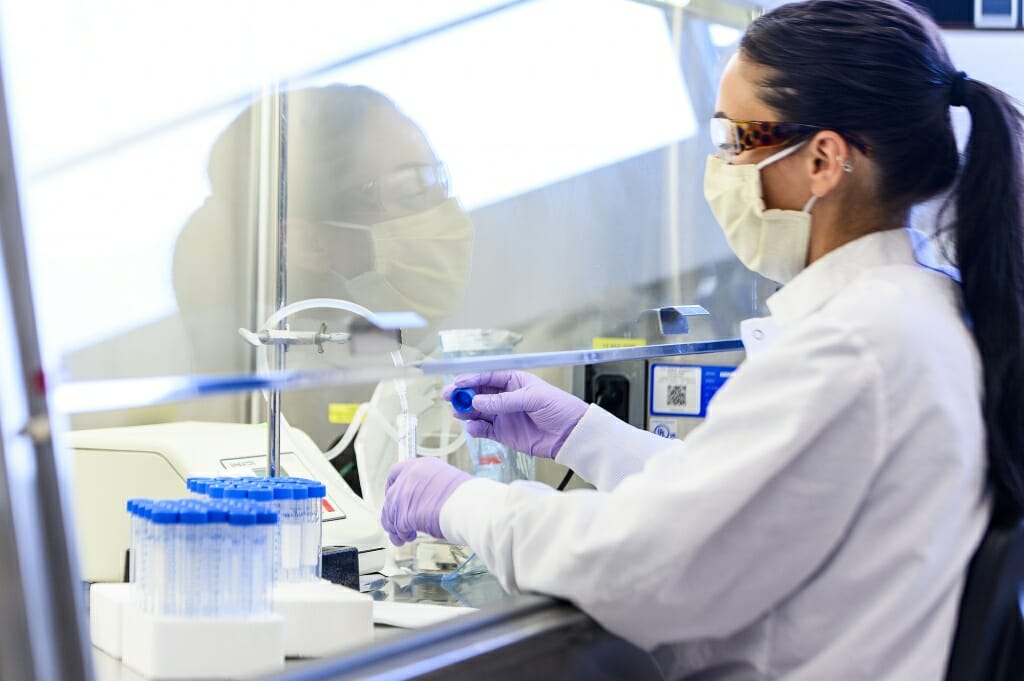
[252,298,391,470]
[323,402,370,461]
[252,298,465,469]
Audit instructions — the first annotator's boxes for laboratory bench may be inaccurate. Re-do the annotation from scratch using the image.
[91,570,662,681]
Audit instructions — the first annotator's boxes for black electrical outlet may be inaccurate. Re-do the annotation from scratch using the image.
[593,374,630,423]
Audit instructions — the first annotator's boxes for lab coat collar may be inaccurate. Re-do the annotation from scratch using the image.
[765,227,955,328]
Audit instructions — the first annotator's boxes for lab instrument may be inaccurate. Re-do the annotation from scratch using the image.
[70,421,387,583]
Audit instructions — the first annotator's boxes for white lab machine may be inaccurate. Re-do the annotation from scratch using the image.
[70,420,388,582]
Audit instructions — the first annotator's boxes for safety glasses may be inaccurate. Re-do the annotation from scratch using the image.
[710,115,870,163]
[329,162,451,221]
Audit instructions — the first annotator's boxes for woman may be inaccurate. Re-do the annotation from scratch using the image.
[381,1,1024,678]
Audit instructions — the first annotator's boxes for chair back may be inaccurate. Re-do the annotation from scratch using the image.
[944,519,1024,681]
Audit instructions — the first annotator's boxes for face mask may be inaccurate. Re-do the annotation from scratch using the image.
[327,198,474,323]
[703,143,818,284]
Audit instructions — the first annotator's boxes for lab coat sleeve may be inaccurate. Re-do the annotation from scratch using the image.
[554,405,680,490]
[439,318,886,649]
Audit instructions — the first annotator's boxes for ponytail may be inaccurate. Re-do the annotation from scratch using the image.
[954,78,1024,522]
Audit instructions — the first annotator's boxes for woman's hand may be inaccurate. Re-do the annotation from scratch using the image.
[442,370,588,459]
[381,457,472,546]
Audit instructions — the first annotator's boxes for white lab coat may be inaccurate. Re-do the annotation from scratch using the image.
[440,228,991,680]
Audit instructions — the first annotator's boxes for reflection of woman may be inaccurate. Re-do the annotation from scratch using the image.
[382,2,1024,678]
[173,84,473,457]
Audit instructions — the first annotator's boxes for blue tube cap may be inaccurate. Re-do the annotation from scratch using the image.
[206,506,229,523]
[228,509,257,526]
[150,508,178,524]
[283,484,309,500]
[451,387,476,413]
[207,484,228,499]
[179,508,208,525]
[247,487,274,502]
[271,485,294,500]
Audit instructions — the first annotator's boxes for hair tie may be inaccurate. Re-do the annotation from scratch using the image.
[950,71,970,108]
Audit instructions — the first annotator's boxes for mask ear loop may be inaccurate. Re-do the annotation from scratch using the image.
[753,141,819,213]
[754,141,807,170]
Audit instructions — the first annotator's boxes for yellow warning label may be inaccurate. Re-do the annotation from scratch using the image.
[592,337,647,350]
[327,403,362,424]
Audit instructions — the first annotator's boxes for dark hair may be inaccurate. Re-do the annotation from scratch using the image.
[741,0,1024,521]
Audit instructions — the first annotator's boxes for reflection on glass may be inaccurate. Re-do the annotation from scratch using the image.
[30,7,771,441]
[173,84,476,516]
[173,84,474,372]
[370,570,509,610]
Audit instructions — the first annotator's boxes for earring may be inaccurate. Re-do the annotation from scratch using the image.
[837,157,853,173]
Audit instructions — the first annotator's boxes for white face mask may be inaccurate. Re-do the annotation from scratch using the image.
[703,143,818,284]
[327,198,474,323]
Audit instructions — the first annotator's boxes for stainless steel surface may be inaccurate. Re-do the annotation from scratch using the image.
[53,339,744,414]
[0,50,94,681]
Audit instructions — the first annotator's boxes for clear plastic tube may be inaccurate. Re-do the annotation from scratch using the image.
[323,402,370,461]
[176,507,206,617]
[126,499,147,596]
[390,349,409,413]
[279,486,304,582]
[300,482,325,580]
[253,510,277,615]
[393,414,419,569]
[135,501,153,610]
[396,413,418,462]
[364,406,466,457]
[126,498,280,619]
[204,506,228,617]
[268,486,290,583]
[227,507,257,616]
[149,504,178,616]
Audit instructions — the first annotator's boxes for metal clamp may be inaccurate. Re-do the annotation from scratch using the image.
[238,325,351,353]
[638,305,709,336]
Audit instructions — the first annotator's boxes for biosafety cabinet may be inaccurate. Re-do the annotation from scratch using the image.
[0,1,774,679]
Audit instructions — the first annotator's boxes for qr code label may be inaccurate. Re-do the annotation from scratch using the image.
[667,384,688,407]
[651,365,701,416]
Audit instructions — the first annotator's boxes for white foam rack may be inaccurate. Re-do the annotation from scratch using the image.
[90,580,373,679]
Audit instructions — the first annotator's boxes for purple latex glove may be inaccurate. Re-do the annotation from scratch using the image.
[441,370,588,459]
[381,457,472,546]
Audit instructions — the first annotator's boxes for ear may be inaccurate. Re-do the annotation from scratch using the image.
[804,131,852,198]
